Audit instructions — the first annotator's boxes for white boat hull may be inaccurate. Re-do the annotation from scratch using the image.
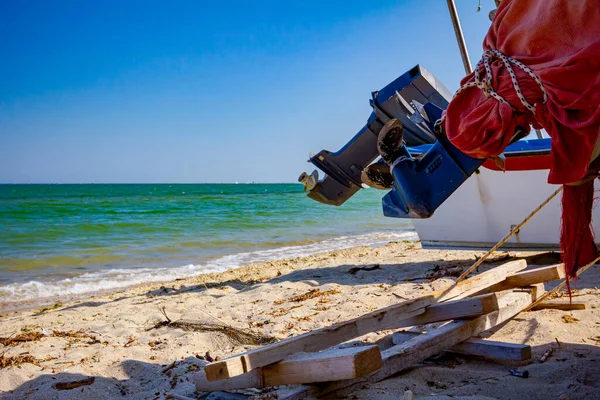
[413,168,600,249]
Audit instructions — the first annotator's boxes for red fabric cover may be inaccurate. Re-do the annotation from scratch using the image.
[444,0,600,280]
[445,0,600,185]
[561,181,596,279]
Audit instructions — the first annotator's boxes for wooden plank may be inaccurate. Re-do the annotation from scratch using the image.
[388,293,499,329]
[199,295,501,390]
[450,338,531,360]
[435,260,527,301]
[506,264,565,286]
[204,296,434,382]
[392,332,531,361]
[206,260,524,383]
[475,264,564,295]
[281,287,538,399]
[194,345,382,391]
[206,260,525,382]
[531,301,586,311]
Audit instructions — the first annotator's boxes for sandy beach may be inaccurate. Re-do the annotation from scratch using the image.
[1,240,600,400]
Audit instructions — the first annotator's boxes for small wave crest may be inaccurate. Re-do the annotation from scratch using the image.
[0,230,417,307]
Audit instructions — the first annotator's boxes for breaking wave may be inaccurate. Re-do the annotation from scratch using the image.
[0,230,417,307]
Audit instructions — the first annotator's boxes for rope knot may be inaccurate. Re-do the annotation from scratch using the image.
[453,49,548,115]
[481,80,493,98]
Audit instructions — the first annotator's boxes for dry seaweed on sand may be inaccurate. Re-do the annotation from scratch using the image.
[148,307,276,345]
[33,302,62,316]
[0,332,44,346]
[561,314,580,323]
[274,288,341,305]
[268,304,303,318]
[0,353,42,369]
[169,320,276,345]
[1,329,99,350]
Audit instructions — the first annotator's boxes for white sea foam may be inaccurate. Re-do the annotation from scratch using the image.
[0,230,417,306]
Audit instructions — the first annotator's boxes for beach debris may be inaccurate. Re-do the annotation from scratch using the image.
[195,345,383,391]
[166,394,196,400]
[405,265,465,282]
[509,369,529,378]
[268,304,302,318]
[392,332,531,361]
[146,306,276,345]
[474,252,513,264]
[198,261,576,397]
[52,377,95,391]
[205,352,214,362]
[203,295,434,382]
[19,324,40,333]
[531,301,586,311]
[0,332,43,346]
[169,371,179,388]
[170,321,276,346]
[561,314,580,324]
[149,339,168,349]
[0,353,42,369]
[291,314,314,322]
[427,380,448,390]
[539,347,553,363]
[162,361,178,374]
[33,302,63,315]
[392,292,409,300]
[149,306,173,330]
[277,321,296,335]
[430,266,464,278]
[347,264,381,275]
[0,329,95,347]
[403,390,415,400]
[51,329,94,339]
[248,320,271,328]
[550,288,580,299]
[274,288,341,305]
[201,287,540,397]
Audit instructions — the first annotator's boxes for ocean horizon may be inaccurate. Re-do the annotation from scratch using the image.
[0,183,414,307]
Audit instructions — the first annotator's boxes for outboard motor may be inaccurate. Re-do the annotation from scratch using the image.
[381,103,484,218]
[300,65,486,218]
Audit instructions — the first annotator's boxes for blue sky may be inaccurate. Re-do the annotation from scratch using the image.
[0,0,493,183]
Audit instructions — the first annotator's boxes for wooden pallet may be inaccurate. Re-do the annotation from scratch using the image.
[194,261,579,398]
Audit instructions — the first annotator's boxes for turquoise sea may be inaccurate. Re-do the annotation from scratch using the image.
[0,184,414,306]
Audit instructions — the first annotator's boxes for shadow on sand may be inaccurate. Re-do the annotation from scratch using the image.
[49,252,569,314]
[3,341,600,400]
